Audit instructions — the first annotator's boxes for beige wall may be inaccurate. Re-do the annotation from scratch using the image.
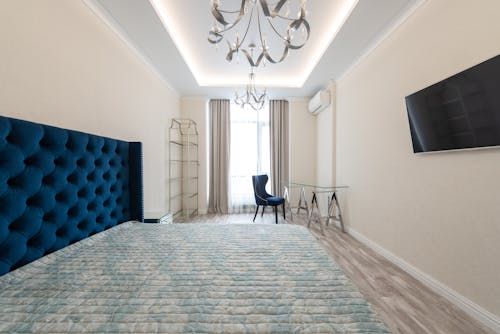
[180,97,208,214]
[336,0,500,318]
[289,98,317,204]
[0,0,180,219]
[316,84,336,187]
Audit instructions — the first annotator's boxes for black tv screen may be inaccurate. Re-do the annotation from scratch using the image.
[405,54,500,153]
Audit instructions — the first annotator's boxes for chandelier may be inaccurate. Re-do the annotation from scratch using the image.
[208,0,310,67]
[234,67,267,110]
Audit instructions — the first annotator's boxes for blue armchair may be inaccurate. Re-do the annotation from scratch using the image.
[252,175,285,224]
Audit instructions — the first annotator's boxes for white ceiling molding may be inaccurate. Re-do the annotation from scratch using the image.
[82,0,180,96]
[336,0,426,83]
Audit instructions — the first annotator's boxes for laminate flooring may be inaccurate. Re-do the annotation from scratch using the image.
[177,212,494,334]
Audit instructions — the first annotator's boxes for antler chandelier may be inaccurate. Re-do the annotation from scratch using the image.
[234,67,267,110]
[208,0,310,67]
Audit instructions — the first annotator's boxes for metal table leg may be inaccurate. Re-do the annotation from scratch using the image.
[283,186,293,221]
[307,192,324,234]
[326,192,345,233]
[296,186,309,217]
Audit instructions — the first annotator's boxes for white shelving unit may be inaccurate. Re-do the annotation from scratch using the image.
[169,119,199,219]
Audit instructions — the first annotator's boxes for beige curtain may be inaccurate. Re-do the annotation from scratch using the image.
[208,99,231,213]
[270,100,289,197]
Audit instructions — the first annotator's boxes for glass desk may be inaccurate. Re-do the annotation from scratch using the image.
[283,182,348,233]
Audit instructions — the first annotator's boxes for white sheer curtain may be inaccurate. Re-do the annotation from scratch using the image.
[229,103,270,213]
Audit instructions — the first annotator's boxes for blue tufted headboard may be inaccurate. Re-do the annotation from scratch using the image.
[0,116,143,275]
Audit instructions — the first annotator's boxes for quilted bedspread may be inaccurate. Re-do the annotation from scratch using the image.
[0,222,389,333]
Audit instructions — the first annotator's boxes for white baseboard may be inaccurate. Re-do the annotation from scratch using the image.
[347,227,500,333]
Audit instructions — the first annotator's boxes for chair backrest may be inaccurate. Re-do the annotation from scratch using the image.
[252,174,270,205]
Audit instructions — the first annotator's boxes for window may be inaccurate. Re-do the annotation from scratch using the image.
[229,103,270,211]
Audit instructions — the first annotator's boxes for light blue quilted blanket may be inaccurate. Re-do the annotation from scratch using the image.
[0,222,389,333]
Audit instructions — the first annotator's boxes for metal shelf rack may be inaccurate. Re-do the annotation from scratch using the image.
[168,119,199,219]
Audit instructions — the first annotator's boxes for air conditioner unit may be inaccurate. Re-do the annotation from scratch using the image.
[308,89,330,115]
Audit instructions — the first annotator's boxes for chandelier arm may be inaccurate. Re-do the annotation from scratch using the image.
[266,18,291,44]
[210,6,231,27]
[250,104,260,111]
[240,49,259,67]
[273,14,295,21]
[255,7,288,64]
[208,31,223,44]
[226,41,236,62]
[217,9,243,14]
[287,17,310,49]
[270,0,289,17]
[238,5,255,49]
[252,92,266,104]
[209,0,248,34]
[259,0,288,18]
[259,0,271,17]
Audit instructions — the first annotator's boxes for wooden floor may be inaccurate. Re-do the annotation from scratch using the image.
[179,212,494,334]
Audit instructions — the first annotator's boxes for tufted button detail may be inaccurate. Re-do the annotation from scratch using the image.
[95,186,104,196]
[7,178,16,187]
[55,192,64,202]
[42,175,52,185]
[24,156,35,166]
[0,116,136,275]
[68,206,77,217]
[26,197,35,206]
[66,173,78,184]
[56,228,66,237]
[54,157,64,166]
[87,201,97,211]
[86,172,95,182]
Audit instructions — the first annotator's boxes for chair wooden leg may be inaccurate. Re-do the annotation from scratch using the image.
[282,203,286,220]
[274,206,278,224]
[253,205,259,222]
[261,206,265,217]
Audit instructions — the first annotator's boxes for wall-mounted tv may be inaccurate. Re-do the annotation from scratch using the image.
[405,54,500,153]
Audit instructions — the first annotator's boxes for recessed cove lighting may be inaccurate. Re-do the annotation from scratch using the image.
[149,0,358,88]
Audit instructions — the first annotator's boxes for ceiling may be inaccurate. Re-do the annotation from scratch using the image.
[84,0,422,98]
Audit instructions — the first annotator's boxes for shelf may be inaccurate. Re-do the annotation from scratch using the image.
[169,118,199,220]
[170,140,198,147]
[170,159,199,164]
[169,177,199,182]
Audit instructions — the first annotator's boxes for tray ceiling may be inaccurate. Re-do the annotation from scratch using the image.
[84,0,423,98]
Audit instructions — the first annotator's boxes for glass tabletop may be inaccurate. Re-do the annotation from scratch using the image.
[285,182,349,190]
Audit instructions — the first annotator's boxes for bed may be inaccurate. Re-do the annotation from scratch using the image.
[0,116,388,333]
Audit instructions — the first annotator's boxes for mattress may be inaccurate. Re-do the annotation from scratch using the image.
[0,222,389,333]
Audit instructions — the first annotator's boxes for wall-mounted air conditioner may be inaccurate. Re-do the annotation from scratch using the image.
[308,89,330,115]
